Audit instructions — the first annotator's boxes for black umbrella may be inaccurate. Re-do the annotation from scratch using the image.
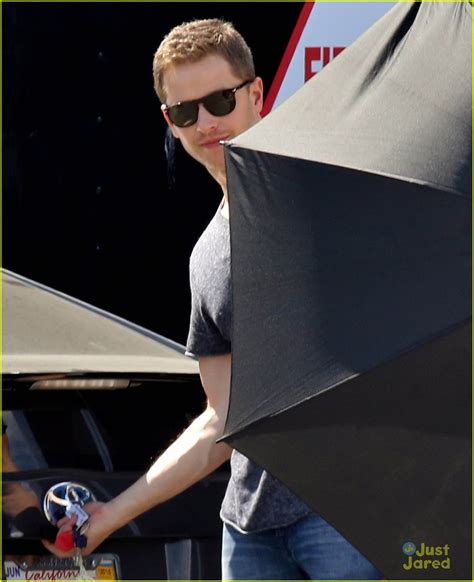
[222,2,471,579]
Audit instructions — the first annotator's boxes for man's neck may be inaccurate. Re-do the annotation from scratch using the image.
[214,167,227,194]
[220,197,229,219]
[214,169,229,218]
[208,165,229,218]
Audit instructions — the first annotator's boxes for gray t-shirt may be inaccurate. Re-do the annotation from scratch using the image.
[186,208,311,533]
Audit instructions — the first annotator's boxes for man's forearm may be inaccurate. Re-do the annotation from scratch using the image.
[42,355,233,557]
[100,406,232,534]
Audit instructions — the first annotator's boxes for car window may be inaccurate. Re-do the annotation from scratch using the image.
[3,378,207,473]
[3,410,48,470]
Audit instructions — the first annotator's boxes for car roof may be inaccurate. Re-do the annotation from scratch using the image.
[2,269,199,376]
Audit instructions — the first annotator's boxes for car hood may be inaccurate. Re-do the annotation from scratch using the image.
[2,270,198,376]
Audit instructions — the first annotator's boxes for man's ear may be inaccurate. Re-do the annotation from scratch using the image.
[161,105,180,139]
[251,77,264,114]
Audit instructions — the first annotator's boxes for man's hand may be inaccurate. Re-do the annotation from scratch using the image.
[41,513,77,558]
[42,502,112,557]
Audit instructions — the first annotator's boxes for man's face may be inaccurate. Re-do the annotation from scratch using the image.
[162,54,263,182]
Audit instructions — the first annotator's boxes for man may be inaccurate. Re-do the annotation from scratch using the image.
[45,19,381,580]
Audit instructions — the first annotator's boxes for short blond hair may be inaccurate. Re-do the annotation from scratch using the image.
[153,19,255,103]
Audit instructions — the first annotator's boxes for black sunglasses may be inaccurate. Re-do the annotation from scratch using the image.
[162,79,254,128]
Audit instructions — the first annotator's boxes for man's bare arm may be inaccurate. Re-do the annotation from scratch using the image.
[43,353,232,556]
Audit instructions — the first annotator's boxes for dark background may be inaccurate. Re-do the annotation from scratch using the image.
[3,2,303,345]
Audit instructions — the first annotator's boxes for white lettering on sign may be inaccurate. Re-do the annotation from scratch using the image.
[305,46,345,80]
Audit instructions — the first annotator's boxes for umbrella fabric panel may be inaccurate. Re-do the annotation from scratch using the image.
[223,1,471,579]
[224,152,470,435]
[231,2,471,197]
[226,321,471,580]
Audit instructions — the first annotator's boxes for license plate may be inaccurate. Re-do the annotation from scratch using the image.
[3,553,120,580]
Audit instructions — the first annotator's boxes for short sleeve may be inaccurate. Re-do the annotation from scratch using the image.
[185,276,231,358]
[185,210,232,358]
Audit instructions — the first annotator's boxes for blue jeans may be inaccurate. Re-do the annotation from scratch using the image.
[221,514,382,580]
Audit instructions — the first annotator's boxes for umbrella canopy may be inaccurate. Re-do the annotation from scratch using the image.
[223,2,471,580]
[2,269,198,376]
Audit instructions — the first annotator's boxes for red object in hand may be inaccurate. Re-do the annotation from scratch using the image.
[55,529,74,552]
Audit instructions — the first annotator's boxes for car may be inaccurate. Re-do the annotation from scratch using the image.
[2,269,229,580]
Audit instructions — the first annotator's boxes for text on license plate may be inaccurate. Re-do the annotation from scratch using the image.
[3,553,120,580]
